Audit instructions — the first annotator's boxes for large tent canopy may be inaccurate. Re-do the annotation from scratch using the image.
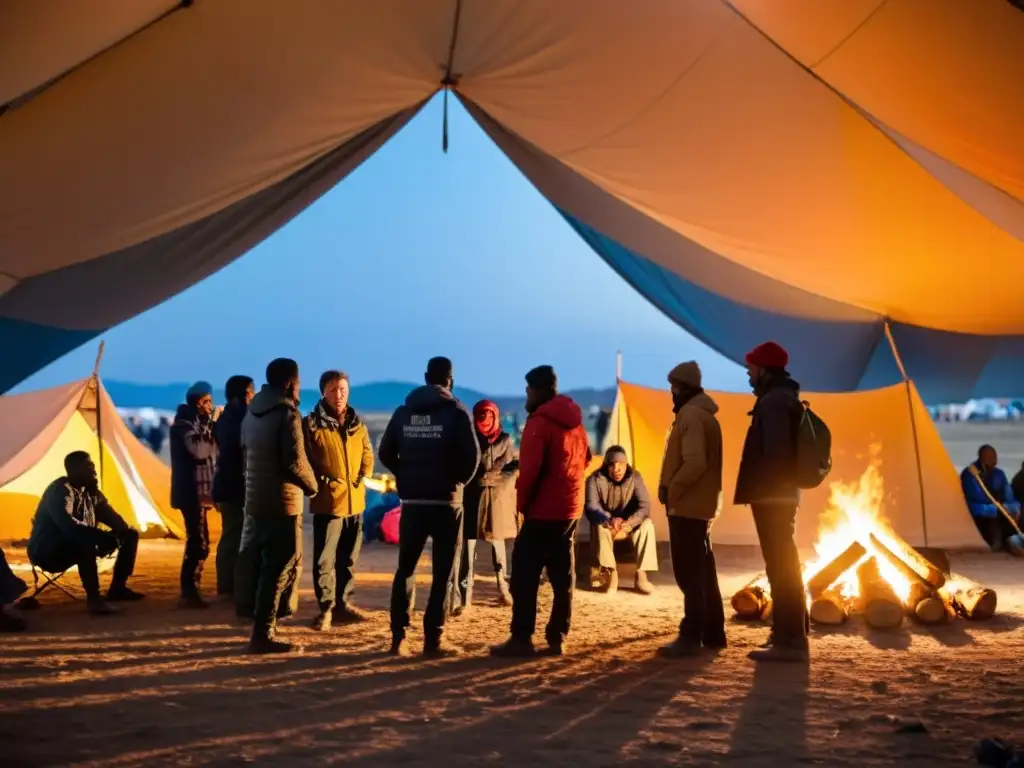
[2,1,1023,400]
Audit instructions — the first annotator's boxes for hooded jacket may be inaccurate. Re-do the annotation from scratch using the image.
[961,461,1021,519]
[303,400,375,517]
[212,399,247,505]
[169,403,217,510]
[240,385,318,518]
[517,394,592,522]
[377,385,480,505]
[659,391,723,520]
[734,374,802,506]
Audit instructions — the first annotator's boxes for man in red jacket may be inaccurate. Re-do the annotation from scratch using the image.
[492,365,591,657]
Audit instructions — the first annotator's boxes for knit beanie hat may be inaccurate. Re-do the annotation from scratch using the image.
[744,341,789,370]
[186,380,213,402]
[525,365,558,391]
[667,361,702,390]
[604,445,628,464]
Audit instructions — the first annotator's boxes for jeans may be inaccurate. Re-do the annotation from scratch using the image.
[668,516,725,643]
[250,515,302,640]
[509,519,577,643]
[390,504,463,643]
[312,514,363,613]
[236,513,300,619]
[215,502,245,596]
[180,505,211,598]
[751,503,807,642]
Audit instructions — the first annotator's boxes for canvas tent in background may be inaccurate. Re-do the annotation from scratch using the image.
[604,379,982,550]
[0,1,1023,401]
[0,372,183,542]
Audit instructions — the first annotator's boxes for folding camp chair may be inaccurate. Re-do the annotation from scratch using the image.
[19,553,117,608]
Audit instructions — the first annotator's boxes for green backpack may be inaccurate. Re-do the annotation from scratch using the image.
[794,401,832,489]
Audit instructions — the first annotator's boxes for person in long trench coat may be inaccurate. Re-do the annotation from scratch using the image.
[449,400,519,613]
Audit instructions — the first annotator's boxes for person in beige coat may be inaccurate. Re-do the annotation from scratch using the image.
[656,361,725,658]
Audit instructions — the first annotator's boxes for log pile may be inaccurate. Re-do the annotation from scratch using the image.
[946,579,998,621]
[806,541,866,598]
[809,587,848,625]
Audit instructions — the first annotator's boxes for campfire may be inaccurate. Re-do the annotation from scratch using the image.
[732,462,997,629]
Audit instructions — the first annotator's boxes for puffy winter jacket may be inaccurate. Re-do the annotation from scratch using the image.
[240,386,318,519]
[303,400,374,517]
[734,375,802,506]
[961,462,1021,519]
[517,394,592,522]
[377,385,480,506]
[659,391,723,520]
[169,404,216,510]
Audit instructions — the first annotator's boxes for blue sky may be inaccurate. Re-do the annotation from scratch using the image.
[22,95,744,396]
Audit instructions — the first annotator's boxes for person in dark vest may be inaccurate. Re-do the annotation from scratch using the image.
[449,399,519,615]
[170,381,217,608]
[735,342,807,663]
[211,375,254,599]
[304,369,375,631]
[656,361,726,657]
[240,358,318,654]
[492,365,592,658]
[584,446,657,595]
[27,452,143,614]
[379,357,480,657]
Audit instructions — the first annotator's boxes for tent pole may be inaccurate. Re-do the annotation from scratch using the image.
[93,341,106,493]
[884,322,929,546]
[616,349,623,381]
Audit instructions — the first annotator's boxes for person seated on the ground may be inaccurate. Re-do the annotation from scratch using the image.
[585,446,657,595]
[0,547,28,632]
[961,444,1023,554]
[27,451,144,614]
[1012,461,1024,514]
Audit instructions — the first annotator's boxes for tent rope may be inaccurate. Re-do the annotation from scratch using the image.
[884,321,929,546]
[440,0,464,153]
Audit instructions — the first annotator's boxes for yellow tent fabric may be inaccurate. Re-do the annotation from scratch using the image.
[0,377,183,542]
[605,380,981,550]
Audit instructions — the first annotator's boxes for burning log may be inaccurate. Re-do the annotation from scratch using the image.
[731,574,772,620]
[946,578,998,621]
[809,587,848,625]
[856,558,904,630]
[894,544,947,589]
[805,540,867,598]
[905,581,954,624]
[868,533,942,590]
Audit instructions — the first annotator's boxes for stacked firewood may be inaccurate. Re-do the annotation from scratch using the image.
[731,539,997,629]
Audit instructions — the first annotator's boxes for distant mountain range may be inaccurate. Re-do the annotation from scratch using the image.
[105,379,617,414]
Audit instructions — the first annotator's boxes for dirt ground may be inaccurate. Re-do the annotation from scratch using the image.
[2,536,1022,767]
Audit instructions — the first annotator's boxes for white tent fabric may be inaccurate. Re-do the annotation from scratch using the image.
[1,0,1022,395]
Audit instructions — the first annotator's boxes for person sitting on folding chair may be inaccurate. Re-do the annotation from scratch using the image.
[27,451,145,614]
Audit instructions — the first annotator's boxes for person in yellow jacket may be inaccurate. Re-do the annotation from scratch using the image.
[656,361,725,658]
[303,370,375,631]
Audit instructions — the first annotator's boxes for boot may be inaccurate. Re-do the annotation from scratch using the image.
[310,612,332,632]
[389,636,412,657]
[748,637,809,663]
[497,576,513,607]
[333,604,369,623]
[634,571,655,595]
[423,636,463,658]
[87,596,120,615]
[491,636,536,658]
[178,594,210,610]
[702,633,728,650]
[602,568,619,595]
[248,633,298,655]
[544,633,568,656]
[106,584,145,602]
[657,636,702,658]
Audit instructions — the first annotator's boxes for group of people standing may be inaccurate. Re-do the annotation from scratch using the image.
[9,339,812,664]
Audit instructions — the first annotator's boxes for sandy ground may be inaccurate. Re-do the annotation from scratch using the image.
[2,535,1022,767]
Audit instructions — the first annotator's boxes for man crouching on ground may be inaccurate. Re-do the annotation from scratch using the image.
[492,365,591,657]
[379,356,480,657]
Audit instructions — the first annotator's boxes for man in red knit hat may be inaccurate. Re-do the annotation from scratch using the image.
[735,341,808,663]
